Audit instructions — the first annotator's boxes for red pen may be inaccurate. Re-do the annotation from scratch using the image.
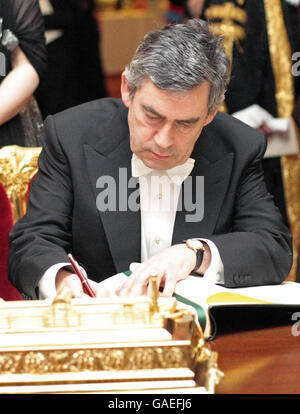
[68,253,96,297]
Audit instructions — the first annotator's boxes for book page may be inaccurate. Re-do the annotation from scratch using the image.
[100,273,300,306]
[175,277,300,307]
[98,273,129,296]
[99,273,300,339]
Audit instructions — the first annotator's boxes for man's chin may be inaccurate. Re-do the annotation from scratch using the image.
[143,156,176,171]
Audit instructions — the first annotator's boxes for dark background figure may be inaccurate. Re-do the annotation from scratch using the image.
[186,0,300,228]
[165,0,186,23]
[0,0,47,147]
[36,0,107,118]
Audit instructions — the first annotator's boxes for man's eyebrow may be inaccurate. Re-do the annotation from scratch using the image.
[142,104,164,118]
[142,104,201,123]
[177,116,201,124]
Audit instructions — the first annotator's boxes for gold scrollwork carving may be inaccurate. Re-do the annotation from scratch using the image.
[205,3,247,24]
[0,145,42,223]
[0,346,191,375]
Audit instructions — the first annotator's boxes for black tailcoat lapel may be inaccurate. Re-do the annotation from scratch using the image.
[84,140,141,272]
[83,102,141,272]
[172,127,234,243]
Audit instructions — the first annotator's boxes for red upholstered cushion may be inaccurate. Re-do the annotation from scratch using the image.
[0,182,22,301]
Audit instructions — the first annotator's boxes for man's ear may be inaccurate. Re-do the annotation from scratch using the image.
[120,71,131,108]
[203,107,218,126]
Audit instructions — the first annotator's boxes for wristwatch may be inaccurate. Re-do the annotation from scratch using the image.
[184,238,205,272]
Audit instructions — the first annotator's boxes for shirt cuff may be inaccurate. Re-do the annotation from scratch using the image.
[199,238,224,284]
[38,262,72,299]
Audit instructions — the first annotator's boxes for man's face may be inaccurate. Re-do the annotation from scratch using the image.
[121,76,217,170]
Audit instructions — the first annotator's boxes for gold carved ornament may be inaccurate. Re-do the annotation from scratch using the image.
[0,145,42,224]
[0,281,223,393]
[264,0,300,281]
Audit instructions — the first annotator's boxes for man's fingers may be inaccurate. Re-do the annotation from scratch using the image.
[129,262,142,272]
[161,279,177,297]
[116,274,147,296]
[116,266,160,296]
[72,290,90,299]
[93,282,110,298]
[56,271,108,299]
[56,272,85,298]
[115,244,193,298]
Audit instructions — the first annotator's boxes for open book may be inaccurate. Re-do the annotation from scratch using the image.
[175,277,300,339]
[100,273,300,340]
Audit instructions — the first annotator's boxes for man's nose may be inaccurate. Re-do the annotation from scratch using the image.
[154,124,173,149]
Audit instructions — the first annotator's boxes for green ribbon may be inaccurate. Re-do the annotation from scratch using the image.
[123,270,216,340]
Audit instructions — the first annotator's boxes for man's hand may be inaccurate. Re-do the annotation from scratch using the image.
[55,269,108,298]
[257,123,273,137]
[116,243,211,298]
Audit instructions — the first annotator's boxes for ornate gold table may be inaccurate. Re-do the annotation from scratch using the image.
[0,286,223,394]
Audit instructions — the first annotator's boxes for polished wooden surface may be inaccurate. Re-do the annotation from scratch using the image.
[211,323,300,394]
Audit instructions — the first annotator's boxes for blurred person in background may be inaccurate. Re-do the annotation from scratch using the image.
[0,0,47,147]
[185,0,300,227]
[165,0,186,23]
[36,0,107,118]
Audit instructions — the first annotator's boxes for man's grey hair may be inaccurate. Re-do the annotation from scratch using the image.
[125,19,230,113]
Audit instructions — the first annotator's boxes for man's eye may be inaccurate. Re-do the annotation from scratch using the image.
[146,114,159,122]
[177,121,193,129]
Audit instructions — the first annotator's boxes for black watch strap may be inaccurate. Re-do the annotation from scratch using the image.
[193,248,204,272]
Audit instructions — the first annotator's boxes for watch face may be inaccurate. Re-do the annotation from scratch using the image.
[188,239,203,250]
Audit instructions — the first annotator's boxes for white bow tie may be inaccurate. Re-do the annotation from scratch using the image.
[131,154,195,185]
